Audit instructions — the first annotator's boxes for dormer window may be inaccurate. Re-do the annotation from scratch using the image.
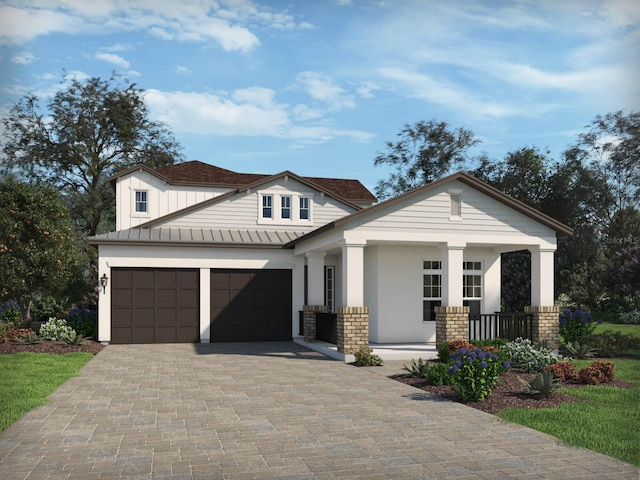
[281,196,291,219]
[300,197,310,220]
[135,190,148,213]
[262,195,273,218]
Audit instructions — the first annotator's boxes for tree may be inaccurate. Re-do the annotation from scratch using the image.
[2,74,183,236]
[0,178,88,320]
[565,111,640,214]
[373,120,483,199]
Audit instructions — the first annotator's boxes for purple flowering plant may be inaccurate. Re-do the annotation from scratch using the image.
[66,307,97,339]
[447,347,510,402]
[0,300,22,324]
[559,308,602,344]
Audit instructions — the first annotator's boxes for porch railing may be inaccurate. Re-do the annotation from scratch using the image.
[316,312,337,344]
[468,312,533,342]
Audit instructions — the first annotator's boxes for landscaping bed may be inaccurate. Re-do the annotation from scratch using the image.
[391,366,636,414]
[0,340,105,355]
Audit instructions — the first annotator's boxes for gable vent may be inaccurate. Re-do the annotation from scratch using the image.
[450,192,462,218]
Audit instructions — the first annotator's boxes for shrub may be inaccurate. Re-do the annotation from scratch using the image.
[16,331,42,345]
[0,327,34,343]
[30,296,68,324]
[59,332,88,345]
[447,347,509,402]
[577,361,616,385]
[438,339,474,363]
[618,310,640,324]
[503,338,567,373]
[559,308,601,344]
[353,347,383,366]
[519,371,563,397]
[563,341,596,359]
[39,318,75,341]
[542,361,578,383]
[66,308,97,339]
[583,331,639,357]
[0,301,22,325]
[425,362,453,386]
[402,358,430,378]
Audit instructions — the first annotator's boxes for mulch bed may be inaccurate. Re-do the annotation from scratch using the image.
[390,367,637,414]
[0,340,106,355]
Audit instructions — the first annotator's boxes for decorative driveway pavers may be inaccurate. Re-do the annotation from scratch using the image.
[0,342,637,479]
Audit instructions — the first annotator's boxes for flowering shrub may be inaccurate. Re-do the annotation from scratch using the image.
[578,361,616,385]
[0,326,33,343]
[542,361,578,383]
[426,362,454,386]
[447,347,510,402]
[618,310,640,324]
[503,338,566,373]
[39,318,75,341]
[437,339,474,363]
[559,308,602,344]
[67,308,97,339]
[0,300,21,325]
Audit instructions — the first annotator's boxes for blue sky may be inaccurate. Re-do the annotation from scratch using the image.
[1,0,638,193]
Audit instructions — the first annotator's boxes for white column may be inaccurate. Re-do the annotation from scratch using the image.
[97,261,111,343]
[441,243,465,306]
[341,241,366,307]
[305,252,326,305]
[530,247,555,305]
[199,268,210,343]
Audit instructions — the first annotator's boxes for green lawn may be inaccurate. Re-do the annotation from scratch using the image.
[595,322,640,337]
[0,352,94,432]
[498,358,640,466]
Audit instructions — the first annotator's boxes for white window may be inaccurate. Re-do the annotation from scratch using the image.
[299,197,310,220]
[422,260,442,322]
[324,266,335,313]
[281,195,291,219]
[262,195,273,218]
[135,190,148,213]
[463,261,482,316]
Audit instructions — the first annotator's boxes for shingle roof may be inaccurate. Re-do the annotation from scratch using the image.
[111,160,377,203]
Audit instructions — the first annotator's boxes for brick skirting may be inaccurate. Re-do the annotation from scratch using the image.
[337,306,369,354]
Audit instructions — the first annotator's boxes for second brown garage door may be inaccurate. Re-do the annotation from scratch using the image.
[111,268,199,344]
[210,269,292,342]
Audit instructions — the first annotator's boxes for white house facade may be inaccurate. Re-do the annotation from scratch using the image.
[90,161,571,360]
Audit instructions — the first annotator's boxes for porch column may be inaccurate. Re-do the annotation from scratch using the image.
[338,241,368,354]
[436,242,466,347]
[530,247,555,306]
[528,247,559,348]
[305,252,326,306]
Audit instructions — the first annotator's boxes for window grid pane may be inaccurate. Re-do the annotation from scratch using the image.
[135,191,147,213]
[262,195,272,218]
[300,197,309,220]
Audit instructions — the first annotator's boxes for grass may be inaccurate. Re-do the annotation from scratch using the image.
[0,352,94,432]
[595,322,640,337]
[497,358,640,466]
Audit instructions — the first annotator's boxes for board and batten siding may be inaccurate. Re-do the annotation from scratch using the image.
[355,180,555,238]
[116,170,230,230]
[156,178,357,231]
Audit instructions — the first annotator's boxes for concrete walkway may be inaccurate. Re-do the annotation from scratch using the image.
[0,342,636,479]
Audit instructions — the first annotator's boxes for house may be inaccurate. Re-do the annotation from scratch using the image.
[90,160,572,361]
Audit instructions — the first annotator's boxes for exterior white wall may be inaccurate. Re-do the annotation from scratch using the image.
[97,244,302,343]
[115,171,230,230]
[158,178,356,231]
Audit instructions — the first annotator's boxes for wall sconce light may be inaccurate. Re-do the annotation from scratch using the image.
[100,274,109,294]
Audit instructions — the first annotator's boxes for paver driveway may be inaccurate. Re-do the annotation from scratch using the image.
[0,342,637,479]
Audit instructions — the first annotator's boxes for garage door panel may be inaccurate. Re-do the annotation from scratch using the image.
[110,268,199,344]
[210,269,292,342]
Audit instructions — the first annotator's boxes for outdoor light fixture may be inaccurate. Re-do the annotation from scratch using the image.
[100,273,109,294]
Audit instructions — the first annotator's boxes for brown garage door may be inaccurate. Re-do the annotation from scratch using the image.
[111,268,199,344]
[210,269,292,342]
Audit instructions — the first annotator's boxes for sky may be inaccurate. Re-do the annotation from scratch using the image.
[0,0,638,194]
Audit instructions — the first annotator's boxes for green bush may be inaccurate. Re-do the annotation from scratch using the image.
[437,339,474,363]
[0,301,22,325]
[402,358,430,378]
[559,308,601,344]
[447,346,509,402]
[618,310,640,324]
[519,371,563,397]
[503,338,567,373]
[353,347,383,366]
[425,362,453,386]
[66,308,97,339]
[30,296,68,324]
[582,331,639,357]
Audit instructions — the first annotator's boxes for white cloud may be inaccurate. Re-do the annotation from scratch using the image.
[356,81,381,99]
[174,65,191,75]
[11,51,35,64]
[296,71,355,110]
[144,88,372,145]
[95,52,130,68]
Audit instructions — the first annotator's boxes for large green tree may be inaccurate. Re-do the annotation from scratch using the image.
[2,74,183,236]
[0,178,88,320]
[373,120,484,199]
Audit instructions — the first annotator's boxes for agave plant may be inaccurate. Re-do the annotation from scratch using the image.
[564,341,596,359]
[16,331,42,345]
[402,358,431,378]
[519,371,563,397]
[59,332,88,346]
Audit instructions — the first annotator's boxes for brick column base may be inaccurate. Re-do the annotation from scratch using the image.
[525,305,560,349]
[337,306,369,354]
[303,305,327,342]
[435,306,469,348]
